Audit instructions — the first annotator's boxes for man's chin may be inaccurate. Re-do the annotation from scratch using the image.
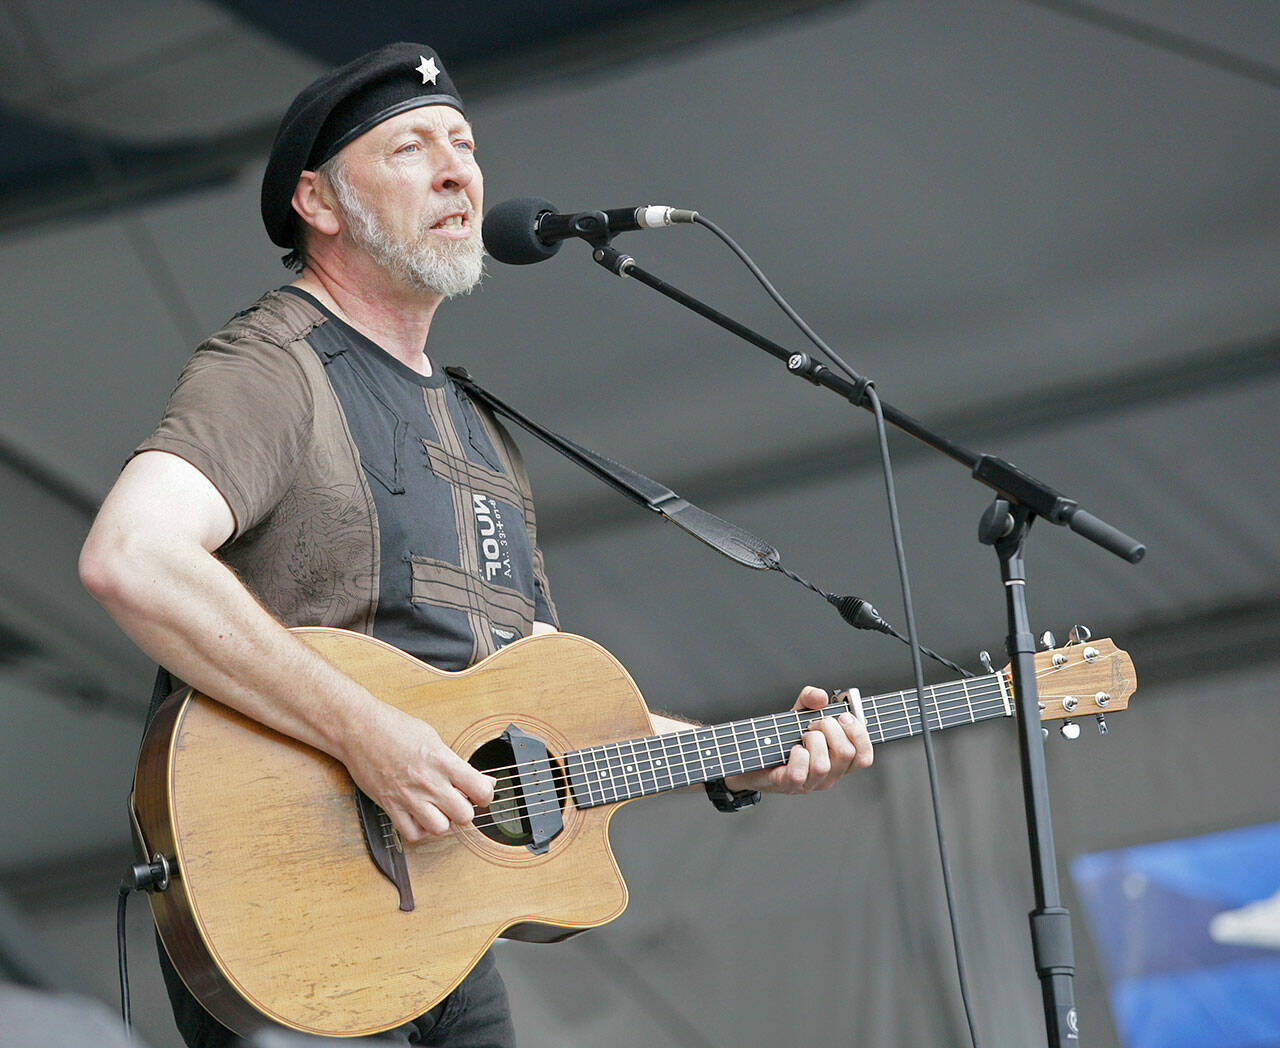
[406,253,484,298]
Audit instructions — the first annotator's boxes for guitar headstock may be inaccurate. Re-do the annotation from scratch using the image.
[1016,637,1136,722]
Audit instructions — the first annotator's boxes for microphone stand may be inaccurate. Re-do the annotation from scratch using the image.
[588,240,1145,1047]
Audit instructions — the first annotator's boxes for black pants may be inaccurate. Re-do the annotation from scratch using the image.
[159,940,515,1047]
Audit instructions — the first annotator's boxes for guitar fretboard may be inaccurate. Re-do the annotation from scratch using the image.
[564,671,1012,808]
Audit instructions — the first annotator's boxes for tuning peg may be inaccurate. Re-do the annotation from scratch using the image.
[1039,631,1057,650]
[1096,714,1108,736]
[979,650,995,674]
[1060,721,1081,740]
[1068,624,1092,645]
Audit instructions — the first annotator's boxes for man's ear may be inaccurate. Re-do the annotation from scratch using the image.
[291,170,342,238]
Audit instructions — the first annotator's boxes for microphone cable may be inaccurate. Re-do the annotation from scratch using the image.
[687,213,985,1048]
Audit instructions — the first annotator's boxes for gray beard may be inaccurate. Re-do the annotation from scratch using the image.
[330,166,485,298]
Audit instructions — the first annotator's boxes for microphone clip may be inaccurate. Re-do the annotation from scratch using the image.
[559,209,615,249]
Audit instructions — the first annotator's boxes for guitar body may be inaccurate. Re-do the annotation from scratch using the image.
[132,625,1135,1038]
[132,629,653,1038]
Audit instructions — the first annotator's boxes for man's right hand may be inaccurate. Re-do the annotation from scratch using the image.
[339,704,497,843]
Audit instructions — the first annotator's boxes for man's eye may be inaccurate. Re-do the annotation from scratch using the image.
[397,142,420,154]
[455,140,475,154]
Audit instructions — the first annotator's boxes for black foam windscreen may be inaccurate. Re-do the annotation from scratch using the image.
[481,197,562,265]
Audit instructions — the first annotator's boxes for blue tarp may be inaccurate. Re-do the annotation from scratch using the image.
[1073,821,1280,1048]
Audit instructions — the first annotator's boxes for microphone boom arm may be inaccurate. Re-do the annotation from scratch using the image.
[589,244,1144,564]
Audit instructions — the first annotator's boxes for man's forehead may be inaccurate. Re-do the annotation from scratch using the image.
[345,105,473,152]
[383,105,472,135]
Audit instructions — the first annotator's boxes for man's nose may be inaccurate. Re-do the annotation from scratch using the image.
[433,147,473,193]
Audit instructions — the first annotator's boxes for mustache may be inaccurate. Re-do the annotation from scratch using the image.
[422,196,477,229]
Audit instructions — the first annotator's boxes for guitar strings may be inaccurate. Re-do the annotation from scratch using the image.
[467,692,983,828]
[464,654,1114,785]
[464,656,1118,817]
[460,654,1123,833]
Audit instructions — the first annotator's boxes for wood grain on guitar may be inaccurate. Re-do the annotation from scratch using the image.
[130,628,1135,1038]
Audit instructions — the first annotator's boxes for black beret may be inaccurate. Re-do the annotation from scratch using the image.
[261,42,466,248]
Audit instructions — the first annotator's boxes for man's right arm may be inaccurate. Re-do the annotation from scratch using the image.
[79,449,494,841]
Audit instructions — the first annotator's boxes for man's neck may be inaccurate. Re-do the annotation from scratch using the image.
[292,266,443,377]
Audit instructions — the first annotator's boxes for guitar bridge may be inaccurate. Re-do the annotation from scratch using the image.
[355,789,415,912]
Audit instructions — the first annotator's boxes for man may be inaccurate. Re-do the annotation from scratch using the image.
[80,43,872,1047]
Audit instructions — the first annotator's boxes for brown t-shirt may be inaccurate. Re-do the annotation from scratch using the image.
[137,288,556,668]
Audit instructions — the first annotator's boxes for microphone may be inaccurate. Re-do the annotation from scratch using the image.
[482,197,697,265]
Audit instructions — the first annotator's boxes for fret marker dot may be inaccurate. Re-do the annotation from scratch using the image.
[704,749,712,756]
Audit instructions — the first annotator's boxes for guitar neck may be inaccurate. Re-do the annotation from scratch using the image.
[565,671,1012,808]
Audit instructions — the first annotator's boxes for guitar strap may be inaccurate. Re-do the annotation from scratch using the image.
[446,366,780,572]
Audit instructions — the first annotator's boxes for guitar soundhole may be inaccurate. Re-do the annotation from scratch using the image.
[469,737,568,849]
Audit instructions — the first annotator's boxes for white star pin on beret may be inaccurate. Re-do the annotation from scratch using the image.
[416,55,440,85]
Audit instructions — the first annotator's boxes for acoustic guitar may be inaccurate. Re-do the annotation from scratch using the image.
[130,628,1134,1038]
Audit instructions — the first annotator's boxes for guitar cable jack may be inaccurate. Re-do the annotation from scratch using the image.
[125,854,172,893]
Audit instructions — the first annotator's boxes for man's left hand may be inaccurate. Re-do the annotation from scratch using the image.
[723,686,873,795]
